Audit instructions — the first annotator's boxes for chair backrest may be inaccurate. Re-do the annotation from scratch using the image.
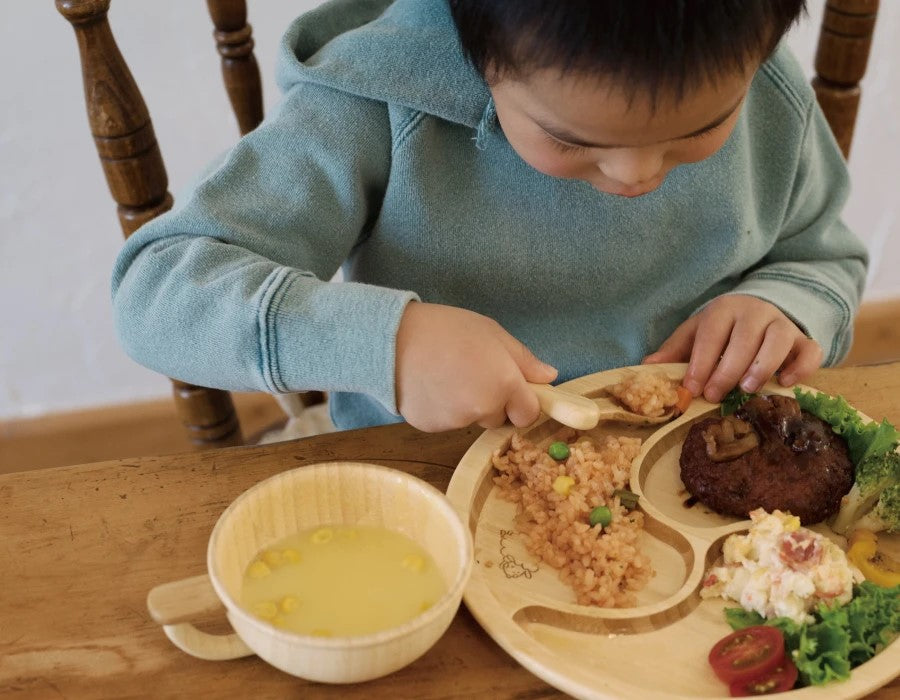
[811,0,879,159]
[56,0,266,448]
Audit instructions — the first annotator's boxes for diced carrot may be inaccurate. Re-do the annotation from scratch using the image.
[675,385,693,414]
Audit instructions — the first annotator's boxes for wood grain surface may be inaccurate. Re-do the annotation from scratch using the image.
[0,393,286,475]
[1,363,898,699]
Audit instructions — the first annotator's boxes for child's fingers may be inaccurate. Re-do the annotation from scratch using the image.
[778,338,824,387]
[736,319,797,393]
[500,332,558,383]
[703,318,769,402]
[683,310,734,396]
[505,382,542,428]
[643,316,698,364]
[478,408,509,430]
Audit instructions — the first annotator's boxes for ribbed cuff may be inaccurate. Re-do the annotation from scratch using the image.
[260,270,419,413]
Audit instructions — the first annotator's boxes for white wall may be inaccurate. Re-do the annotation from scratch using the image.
[1,1,897,420]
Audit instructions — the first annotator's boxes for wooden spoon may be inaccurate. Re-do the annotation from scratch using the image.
[527,382,676,430]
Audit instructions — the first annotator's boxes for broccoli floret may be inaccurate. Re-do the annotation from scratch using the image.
[853,483,900,534]
[832,451,900,535]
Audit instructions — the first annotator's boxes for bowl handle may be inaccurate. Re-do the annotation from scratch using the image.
[147,574,253,661]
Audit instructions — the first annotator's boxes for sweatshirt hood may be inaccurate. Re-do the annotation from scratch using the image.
[275,0,491,129]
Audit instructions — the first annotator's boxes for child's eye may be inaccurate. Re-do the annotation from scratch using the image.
[684,130,710,142]
[544,134,587,155]
[683,121,724,142]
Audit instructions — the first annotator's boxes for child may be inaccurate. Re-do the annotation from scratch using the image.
[112,0,867,433]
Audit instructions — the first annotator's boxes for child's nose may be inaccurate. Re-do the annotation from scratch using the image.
[598,150,663,187]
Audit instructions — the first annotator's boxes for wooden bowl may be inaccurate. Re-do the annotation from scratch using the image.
[147,462,473,683]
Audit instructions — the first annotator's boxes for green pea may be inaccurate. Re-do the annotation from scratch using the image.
[589,506,612,528]
[548,441,570,461]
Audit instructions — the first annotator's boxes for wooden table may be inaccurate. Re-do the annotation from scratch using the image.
[2,363,899,699]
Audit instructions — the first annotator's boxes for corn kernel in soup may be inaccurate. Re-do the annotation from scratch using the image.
[240,525,446,637]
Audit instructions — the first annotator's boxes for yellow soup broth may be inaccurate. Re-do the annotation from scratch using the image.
[240,525,446,637]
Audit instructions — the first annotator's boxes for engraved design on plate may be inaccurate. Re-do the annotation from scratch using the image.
[498,529,539,579]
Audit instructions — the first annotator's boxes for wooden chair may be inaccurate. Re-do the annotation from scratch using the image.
[56,0,322,449]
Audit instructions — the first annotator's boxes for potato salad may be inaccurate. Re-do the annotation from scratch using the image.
[701,509,861,624]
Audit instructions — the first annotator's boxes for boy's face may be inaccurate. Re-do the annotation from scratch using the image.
[489,67,755,197]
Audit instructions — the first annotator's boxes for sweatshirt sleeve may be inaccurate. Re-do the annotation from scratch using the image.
[724,99,868,366]
[111,82,418,413]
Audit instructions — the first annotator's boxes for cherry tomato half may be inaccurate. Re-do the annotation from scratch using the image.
[708,626,785,684]
[729,656,799,696]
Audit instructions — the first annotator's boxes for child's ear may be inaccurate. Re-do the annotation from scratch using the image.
[482,62,503,87]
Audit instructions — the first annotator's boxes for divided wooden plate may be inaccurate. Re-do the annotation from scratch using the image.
[445,364,899,699]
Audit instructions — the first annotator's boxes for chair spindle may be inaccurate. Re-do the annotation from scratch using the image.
[57,0,242,449]
[813,0,879,158]
[206,0,264,135]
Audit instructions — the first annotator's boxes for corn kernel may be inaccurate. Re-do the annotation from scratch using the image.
[247,560,271,579]
[784,515,801,532]
[262,549,283,567]
[281,548,301,563]
[272,615,287,628]
[401,554,425,572]
[419,600,433,612]
[552,475,575,496]
[280,595,299,613]
[252,601,278,619]
[310,527,334,544]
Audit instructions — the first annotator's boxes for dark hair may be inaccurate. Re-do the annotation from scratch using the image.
[449,0,806,99]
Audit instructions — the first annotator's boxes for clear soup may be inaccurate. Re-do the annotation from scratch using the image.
[241,525,447,637]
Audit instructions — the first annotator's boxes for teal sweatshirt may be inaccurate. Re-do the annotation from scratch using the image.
[112,0,867,430]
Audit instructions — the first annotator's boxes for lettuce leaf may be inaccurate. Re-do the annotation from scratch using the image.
[793,388,899,465]
[855,420,900,465]
[720,388,756,416]
[724,607,764,630]
[842,581,900,666]
[794,607,852,684]
[722,582,900,687]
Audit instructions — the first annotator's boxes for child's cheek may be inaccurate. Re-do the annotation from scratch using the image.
[519,146,585,179]
[672,131,733,165]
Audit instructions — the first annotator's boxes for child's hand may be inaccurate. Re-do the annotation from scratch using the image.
[643,294,823,403]
[395,302,558,432]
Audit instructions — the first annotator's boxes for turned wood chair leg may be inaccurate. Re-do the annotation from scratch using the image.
[172,381,242,447]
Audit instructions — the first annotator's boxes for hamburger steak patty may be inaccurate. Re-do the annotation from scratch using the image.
[679,395,854,524]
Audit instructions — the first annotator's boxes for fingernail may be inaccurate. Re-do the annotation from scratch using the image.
[779,373,795,386]
[740,377,758,393]
[540,361,558,377]
[683,379,701,395]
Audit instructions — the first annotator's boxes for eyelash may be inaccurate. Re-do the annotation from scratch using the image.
[544,120,722,153]
[685,124,718,141]
[545,135,588,154]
